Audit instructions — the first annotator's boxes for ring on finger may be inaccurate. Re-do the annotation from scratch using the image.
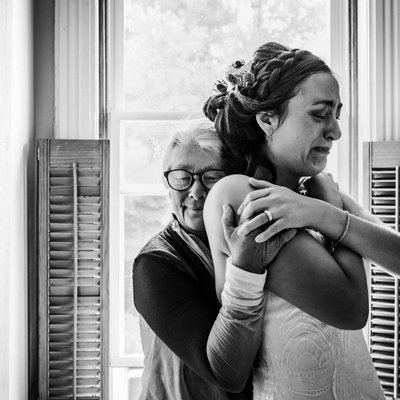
[263,209,273,222]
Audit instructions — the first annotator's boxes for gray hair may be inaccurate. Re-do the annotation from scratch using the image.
[162,118,222,171]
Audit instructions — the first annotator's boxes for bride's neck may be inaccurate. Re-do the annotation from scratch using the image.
[253,165,299,191]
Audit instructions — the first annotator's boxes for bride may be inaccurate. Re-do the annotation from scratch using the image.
[202,42,394,398]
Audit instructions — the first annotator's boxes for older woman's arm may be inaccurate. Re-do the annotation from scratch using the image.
[133,251,265,393]
[206,260,266,392]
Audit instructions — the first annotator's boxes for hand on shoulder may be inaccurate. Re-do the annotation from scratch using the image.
[221,203,296,273]
[234,177,320,242]
[204,174,296,273]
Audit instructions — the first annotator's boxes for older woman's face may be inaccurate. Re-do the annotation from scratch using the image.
[166,144,223,238]
[268,72,342,187]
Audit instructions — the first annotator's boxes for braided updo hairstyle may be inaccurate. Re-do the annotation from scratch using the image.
[203,42,332,181]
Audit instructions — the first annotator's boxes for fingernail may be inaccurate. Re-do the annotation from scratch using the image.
[255,235,263,243]
[237,204,243,215]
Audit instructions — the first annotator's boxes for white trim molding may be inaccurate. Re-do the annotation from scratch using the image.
[55,0,99,139]
[0,0,12,395]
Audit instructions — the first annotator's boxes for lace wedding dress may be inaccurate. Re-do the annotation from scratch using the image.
[253,291,385,400]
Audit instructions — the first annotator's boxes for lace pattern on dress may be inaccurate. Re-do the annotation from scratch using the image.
[253,291,385,400]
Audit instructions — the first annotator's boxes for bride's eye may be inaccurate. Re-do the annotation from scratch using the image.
[312,113,326,120]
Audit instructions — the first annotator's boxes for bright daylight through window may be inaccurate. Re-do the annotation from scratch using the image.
[109,0,331,397]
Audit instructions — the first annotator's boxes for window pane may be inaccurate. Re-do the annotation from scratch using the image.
[122,120,186,188]
[124,194,171,355]
[124,0,330,111]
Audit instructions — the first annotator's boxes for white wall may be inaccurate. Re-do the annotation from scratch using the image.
[0,0,34,398]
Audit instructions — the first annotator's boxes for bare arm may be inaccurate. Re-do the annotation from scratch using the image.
[338,191,400,275]
[204,174,368,330]
[237,175,400,276]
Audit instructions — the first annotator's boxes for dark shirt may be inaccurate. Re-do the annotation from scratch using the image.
[133,222,253,400]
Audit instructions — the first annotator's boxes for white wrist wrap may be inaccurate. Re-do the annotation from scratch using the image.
[221,256,267,308]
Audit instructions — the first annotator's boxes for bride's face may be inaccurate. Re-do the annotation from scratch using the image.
[267,72,342,185]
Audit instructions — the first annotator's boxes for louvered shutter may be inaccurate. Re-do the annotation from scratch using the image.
[364,141,400,399]
[37,139,109,400]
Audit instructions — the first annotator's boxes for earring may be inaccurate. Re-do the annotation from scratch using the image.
[265,131,273,143]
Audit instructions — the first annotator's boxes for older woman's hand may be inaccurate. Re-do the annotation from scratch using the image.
[222,203,296,273]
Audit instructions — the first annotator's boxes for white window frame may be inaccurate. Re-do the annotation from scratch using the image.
[107,1,198,375]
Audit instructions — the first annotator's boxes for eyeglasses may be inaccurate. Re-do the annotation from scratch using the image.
[163,169,226,191]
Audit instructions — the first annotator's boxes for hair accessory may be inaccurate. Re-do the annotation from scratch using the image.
[327,210,350,253]
[215,79,228,94]
[263,209,273,222]
[243,72,256,88]
[232,59,245,68]
[211,58,257,108]
[225,59,254,86]
[297,177,309,196]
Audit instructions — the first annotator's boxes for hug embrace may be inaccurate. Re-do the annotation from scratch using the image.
[133,42,400,399]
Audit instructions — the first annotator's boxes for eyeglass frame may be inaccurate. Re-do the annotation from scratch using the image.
[163,169,226,191]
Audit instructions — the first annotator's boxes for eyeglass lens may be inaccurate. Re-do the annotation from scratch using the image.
[167,170,226,190]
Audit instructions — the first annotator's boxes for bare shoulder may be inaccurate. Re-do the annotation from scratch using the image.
[203,174,255,263]
[204,174,253,215]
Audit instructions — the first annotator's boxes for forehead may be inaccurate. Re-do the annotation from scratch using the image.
[166,144,221,171]
[295,72,341,107]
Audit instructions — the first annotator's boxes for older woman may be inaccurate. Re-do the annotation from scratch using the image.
[133,118,265,400]
[203,42,387,398]
[132,117,366,400]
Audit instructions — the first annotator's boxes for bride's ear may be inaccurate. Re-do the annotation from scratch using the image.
[256,111,278,135]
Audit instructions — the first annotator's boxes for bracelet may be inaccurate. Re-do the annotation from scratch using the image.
[327,210,350,253]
